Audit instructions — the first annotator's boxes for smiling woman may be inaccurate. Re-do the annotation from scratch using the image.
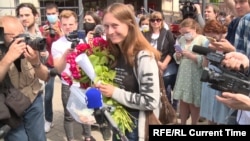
[101,3,161,141]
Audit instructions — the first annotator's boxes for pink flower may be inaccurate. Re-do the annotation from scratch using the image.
[66,52,78,63]
[92,37,108,50]
[80,82,90,89]
[61,72,73,86]
[76,43,90,55]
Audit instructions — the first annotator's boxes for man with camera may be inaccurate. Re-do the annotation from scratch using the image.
[216,52,250,111]
[51,10,95,141]
[0,15,49,141]
[39,3,63,133]
[16,3,47,59]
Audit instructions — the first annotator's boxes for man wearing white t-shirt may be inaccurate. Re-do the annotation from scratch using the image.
[51,10,95,141]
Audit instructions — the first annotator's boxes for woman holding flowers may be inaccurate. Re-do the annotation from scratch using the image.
[96,3,161,141]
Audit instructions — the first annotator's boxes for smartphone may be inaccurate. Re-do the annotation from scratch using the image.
[174,44,182,52]
[206,36,216,43]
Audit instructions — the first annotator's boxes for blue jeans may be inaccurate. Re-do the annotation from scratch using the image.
[4,92,46,141]
[44,69,55,122]
[112,117,138,141]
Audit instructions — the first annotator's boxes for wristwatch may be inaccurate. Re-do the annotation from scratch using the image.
[32,62,41,68]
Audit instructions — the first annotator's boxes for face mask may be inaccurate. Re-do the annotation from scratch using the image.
[184,32,193,41]
[83,22,96,33]
[46,14,58,24]
[141,25,149,32]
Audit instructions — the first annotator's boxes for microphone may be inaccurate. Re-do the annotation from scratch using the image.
[85,87,111,140]
[85,87,127,140]
[85,87,103,108]
[93,24,104,38]
[192,45,224,64]
[192,45,215,55]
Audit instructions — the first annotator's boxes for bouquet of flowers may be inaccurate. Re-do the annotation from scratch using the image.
[61,37,135,134]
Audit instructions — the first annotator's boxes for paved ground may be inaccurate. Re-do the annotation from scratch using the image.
[46,77,207,141]
[46,77,109,141]
[1,77,207,141]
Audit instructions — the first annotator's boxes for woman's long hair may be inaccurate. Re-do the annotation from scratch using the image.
[103,3,161,67]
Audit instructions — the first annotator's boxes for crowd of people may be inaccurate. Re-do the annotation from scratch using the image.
[0,0,250,141]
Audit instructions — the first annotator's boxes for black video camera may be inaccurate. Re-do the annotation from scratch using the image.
[48,26,55,38]
[179,0,199,20]
[66,30,85,49]
[14,34,46,51]
[192,45,250,96]
[0,27,4,45]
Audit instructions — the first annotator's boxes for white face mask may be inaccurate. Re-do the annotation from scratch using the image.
[46,14,58,24]
[184,32,193,41]
[141,25,149,32]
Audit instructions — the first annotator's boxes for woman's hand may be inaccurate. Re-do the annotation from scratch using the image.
[216,92,250,111]
[175,51,182,60]
[86,31,94,43]
[157,61,167,72]
[95,83,115,97]
[182,49,194,59]
[211,39,235,52]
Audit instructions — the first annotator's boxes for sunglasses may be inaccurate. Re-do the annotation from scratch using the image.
[150,19,162,23]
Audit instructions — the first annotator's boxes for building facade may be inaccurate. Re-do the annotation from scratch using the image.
[0,0,229,24]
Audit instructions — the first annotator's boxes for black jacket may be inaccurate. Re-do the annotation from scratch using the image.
[143,28,175,63]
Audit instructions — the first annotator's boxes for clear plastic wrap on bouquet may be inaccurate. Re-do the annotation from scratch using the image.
[66,85,96,124]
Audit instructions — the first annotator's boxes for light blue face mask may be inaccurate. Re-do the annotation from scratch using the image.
[46,14,58,24]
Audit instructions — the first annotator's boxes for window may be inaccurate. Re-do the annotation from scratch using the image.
[39,0,79,25]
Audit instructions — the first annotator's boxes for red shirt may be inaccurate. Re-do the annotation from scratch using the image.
[39,21,61,67]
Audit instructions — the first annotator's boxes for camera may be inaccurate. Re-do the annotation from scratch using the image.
[0,27,4,45]
[192,45,250,96]
[48,26,55,38]
[179,0,199,20]
[14,34,46,51]
[66,30,86,49]
[43,25,55,38]
[93,25,104,38]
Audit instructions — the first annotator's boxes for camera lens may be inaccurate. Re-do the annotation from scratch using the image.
[49,27,55,38]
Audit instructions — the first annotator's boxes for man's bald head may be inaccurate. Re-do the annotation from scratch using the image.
[0,16,24,34]
[0,16,24,45]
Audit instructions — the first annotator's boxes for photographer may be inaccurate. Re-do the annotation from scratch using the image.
[179,1,205,27]
[83,11,101,43]
[16,3,48,63]
[216,52,250,111]
[51,10,95,141]
[0,15,49,141]
[39,3,63,133]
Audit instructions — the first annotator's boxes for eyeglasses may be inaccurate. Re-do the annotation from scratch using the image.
[150,19,162,23]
